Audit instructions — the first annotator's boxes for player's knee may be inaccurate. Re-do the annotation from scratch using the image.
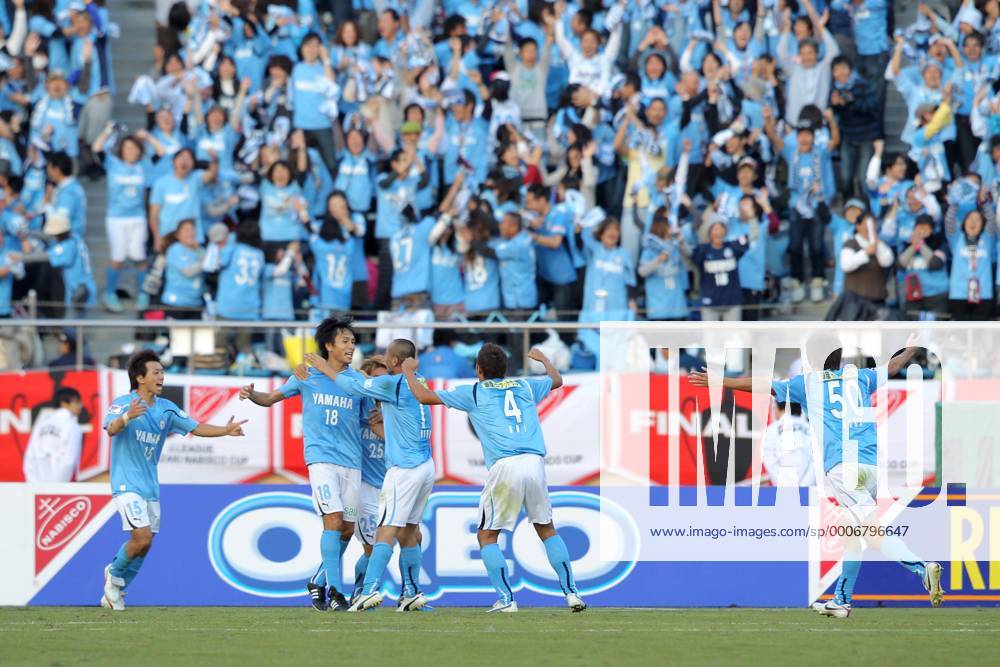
[131,529,154,552]
[477,529,500,547]
[533,522,556,541]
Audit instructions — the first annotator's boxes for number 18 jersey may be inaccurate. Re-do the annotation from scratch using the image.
[438,376,553,469]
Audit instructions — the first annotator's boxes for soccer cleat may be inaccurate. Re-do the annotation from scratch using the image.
[103,292,124,314]
[348,591,383,612]
[923,561,944,608]
[328,590,349,612]
[487,600,518,613]
[566,593,587,612]
[811,600,851,618]
[788,279,805,304]
[101,565,125,611]
[307,583,328,611]
[396,592,429,612]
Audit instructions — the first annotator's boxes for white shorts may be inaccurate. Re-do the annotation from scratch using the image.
[114,493,161,533]
[355,481,381,545]
[107,216,148,264]
[479,453,552,531]
[308,463,361,521]
[378,458,435,528]
[825,463,878,527]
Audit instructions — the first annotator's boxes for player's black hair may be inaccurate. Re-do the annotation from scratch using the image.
[315,316,357,359]
[476,343,508,380]
[787,402,802,417]
[433,328,457,348]
[831,55,852,70]
[388,338,417,363]
[53,386,81,406]
[526,183,549,201]
[443,14,466,36]
[517,36,537,50]
[127,350,162,390]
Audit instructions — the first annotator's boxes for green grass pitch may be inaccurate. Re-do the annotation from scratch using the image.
[1,607,998,666]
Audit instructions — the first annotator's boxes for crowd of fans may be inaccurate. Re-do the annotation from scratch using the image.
[0,0,999,335]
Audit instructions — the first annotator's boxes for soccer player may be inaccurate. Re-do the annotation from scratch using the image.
[305,338,434,612]
[351,355,389,603]
[400,343,587,613]
[239,317,365,611]
[102,351,246,611]
[688,335,943,618]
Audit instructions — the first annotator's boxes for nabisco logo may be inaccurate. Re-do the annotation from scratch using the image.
[35,494,112,575]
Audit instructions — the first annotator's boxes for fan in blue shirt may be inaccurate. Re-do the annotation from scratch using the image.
[161,220,205,312]
[638,214,691,320]
[526,184,578,287]
[259,161,309,242]
[401,343,587,613]
[580,218,636,315]
[45,153,87,237]
[390,207,439,299]
[150,149,218,249]
[262,244,299,321]
[101,350,245,610]
[490,212,538,310]
[216,223,265,321]
[310,214,357,313]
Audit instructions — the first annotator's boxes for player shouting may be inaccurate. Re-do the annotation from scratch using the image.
[401,343,587,613]
[688,335,943,618]
[239,317,365,611]
[101,351,247,611]
[306,339,434,612]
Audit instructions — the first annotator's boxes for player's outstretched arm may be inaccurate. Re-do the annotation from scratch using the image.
[401,358,444,405]
[528,348,563,389]
[688,368,755,393]
[886,334,921,377]
[239,382,286,407]
[192,416,248,437]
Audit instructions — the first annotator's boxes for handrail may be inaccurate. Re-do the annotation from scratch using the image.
[0,319,602,330]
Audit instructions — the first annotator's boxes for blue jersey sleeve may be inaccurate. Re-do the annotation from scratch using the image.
[336,372,401,403]
[163,399,199,435]
[772,375,806,404]
[437,384,477,412]
[524,377,554,403]
[276,375,301,398]
[103,397,130,430]
[860,367,889,393]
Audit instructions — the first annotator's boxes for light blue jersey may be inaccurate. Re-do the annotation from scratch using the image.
[438,376,552,469]
[310,235,354,310]
[771,366,888,473]
[335,372,432,469]
[217,241,264,320]
[492,231,537,309]
[360,396,387,487]
[390,217,435,298]
[104,392,198,500]
[151,171,205,240]
[104,155,149,219]
[277,367,364,469]
[51,178,87,237]
[162,243,204,308]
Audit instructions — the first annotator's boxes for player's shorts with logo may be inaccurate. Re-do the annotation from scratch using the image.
[355,481,380,544]
[825,463,878,527]
[308,462,361,521]
[378,458,435,528]
[107,216,148,263]
[479,453,552,531]
[114,492,161,533]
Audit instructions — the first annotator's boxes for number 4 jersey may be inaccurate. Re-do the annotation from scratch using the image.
[437,376,553,469]
[277,367,364,469]
[104,392,199,500]
[771,366,888,474]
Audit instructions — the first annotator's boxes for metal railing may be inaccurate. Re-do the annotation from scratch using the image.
[0,318,603,375]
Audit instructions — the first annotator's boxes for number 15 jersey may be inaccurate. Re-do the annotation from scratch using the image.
[438,377,553,469]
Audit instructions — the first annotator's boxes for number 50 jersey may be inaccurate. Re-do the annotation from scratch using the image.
[437,377,553,469]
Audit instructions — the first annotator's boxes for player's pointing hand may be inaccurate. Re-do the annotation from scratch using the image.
[127,399,147,420]
[527,348,549,365]
[238,383,254,401]
[225,416,248,437]
[401,357,418,374]
[687,368,709,388]
[293,364,310,381]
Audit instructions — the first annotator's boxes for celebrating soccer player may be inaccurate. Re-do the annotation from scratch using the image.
[688,334,943,618]
[239,317,365,611]
[401,343,587,613]
[306,338,434,612]
[101,351,247,611]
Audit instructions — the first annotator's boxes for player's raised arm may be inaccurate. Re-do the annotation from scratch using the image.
[239,382,287,407]
[105,399,147,437]
[886,334,921,377]
[401,358,443,405]
[687,368,757,394]
[192,416,248,437]
[528,348,563,389]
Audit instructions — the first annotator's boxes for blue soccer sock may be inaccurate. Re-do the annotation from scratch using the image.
[310,564,326,588]
[134,268,147,294]
[321,530,343,594]
[353,554,370,596]
[834,557,862,605]
[481,543,513,604]
[340,537,351,558]
[122,555,145,588]
[543,534,577,595]
[399,546,422,597]
[109,543,133,583]
[105,267,120,297]
[881,535,926,577]
[362,542,394,595]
